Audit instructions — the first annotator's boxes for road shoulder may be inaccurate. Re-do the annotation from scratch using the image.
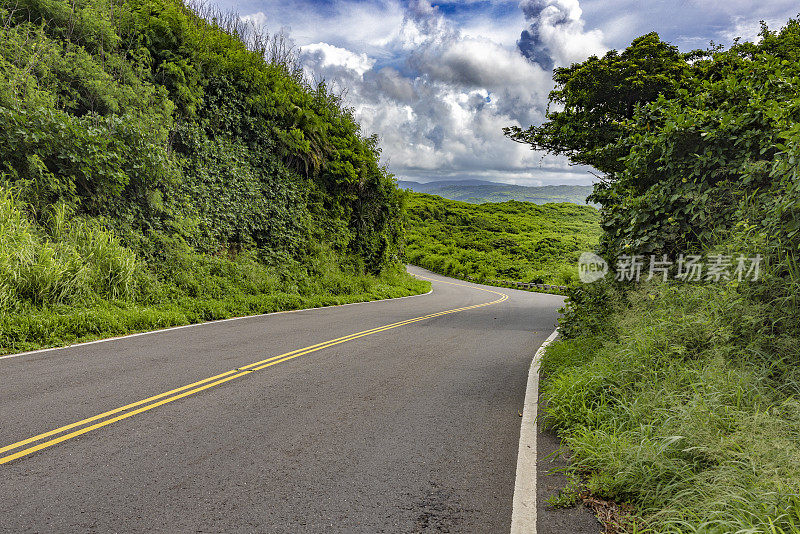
[536,395,603,534]
[511,330,602,534]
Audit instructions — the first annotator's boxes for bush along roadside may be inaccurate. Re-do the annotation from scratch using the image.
[541,280,800,533]
[509,17,800,534]
[0,184,429,354]
[0,192,429,354]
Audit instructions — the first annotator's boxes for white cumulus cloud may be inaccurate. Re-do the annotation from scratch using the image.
[228,0,613,185]
[301,43,376,76]
[517,0,607,69]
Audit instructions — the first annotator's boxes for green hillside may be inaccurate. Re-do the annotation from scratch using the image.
[398,180,594,205]
[0,0,427,353]
[404,193,600,285]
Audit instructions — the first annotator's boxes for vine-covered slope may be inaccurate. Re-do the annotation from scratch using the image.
[0,0,427,353]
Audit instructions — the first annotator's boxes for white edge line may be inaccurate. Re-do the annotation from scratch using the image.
[510,328,560,534]
[0,287,435,361]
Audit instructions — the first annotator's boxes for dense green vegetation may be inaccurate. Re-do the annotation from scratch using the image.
[510,19,800,533]
[397,180,594,205]
[543,284,800,533]
[404,193,600,285]
[0,0,428,354]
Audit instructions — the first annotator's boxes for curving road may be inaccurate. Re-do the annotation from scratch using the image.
[0,266,564,533]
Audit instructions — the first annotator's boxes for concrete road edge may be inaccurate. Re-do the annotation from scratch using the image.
[510,328,560,534]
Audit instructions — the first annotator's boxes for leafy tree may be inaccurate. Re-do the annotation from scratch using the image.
[504,33,689,174]
[508,19,800,263]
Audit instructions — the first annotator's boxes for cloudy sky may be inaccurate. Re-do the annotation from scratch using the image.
[213,0,798,186]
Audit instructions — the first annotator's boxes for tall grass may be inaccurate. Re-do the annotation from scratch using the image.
[0,191,87,307]
[541,283,800,533]
[0,188,430,354]
[0,191,138,310]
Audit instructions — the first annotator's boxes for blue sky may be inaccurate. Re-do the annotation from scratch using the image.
[213,0,799,186]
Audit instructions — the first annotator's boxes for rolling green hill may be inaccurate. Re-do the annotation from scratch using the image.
[397,180,595,205]
[404,193,600,285]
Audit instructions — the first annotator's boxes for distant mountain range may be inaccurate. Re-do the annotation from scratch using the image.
[396,179,595,205]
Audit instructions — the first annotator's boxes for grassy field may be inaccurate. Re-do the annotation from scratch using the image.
[404,192,600,285]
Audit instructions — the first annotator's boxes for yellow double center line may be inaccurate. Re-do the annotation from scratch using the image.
[0,276,507,465]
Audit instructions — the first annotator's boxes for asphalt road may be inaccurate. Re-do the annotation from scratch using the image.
[0,266,564,533]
